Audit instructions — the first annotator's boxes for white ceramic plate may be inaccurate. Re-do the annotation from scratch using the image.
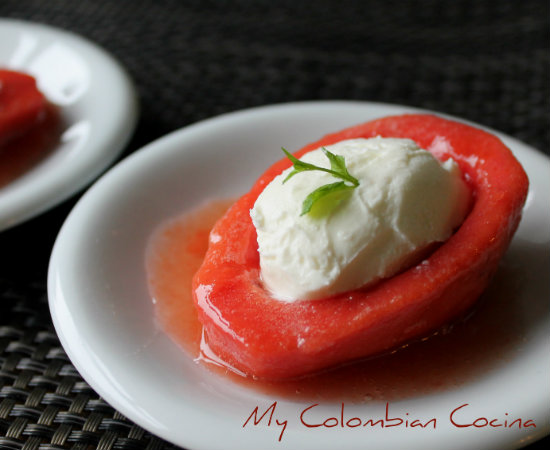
[48,102,550,450]
[0,19,137,231]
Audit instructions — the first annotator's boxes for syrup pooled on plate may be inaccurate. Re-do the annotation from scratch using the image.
[146,199,528,402]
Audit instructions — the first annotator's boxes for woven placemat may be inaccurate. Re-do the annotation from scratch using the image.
[0,278,177,450]
[1,1,548,449]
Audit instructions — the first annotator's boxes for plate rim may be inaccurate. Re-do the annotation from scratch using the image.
[47,100,550,450]
[0,18,138,231]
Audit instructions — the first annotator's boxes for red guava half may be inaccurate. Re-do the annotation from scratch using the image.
[0,69,47,147]
[192,114,529,379]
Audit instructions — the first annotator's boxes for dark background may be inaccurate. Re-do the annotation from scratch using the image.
[1,1,548,449]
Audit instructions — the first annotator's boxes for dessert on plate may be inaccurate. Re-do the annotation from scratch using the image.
[189,114,528,379]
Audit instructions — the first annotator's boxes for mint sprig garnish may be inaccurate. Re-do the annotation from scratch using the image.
[282,147,360,216]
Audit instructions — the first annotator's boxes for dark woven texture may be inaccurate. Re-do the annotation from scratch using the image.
[1,1,549,449]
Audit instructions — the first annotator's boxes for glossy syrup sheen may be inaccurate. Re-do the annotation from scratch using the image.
[146,199,527,403]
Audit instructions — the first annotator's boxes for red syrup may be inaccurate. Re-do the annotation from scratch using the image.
[146,199,527,403]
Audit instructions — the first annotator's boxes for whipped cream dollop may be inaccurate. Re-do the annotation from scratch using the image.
[250,137,470,301]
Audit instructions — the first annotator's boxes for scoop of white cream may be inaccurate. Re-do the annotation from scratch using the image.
[250,137,470,301]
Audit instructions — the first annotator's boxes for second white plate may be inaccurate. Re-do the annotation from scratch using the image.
[0,19,138,230]
[48,101,550,450]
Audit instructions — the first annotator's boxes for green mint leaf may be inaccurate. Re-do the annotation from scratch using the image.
[300,182,354,216]
[323,147,347,174]
[282,148,324,183]
[283,169,299,183]
[322,148,359,186]
[281,146,361,217]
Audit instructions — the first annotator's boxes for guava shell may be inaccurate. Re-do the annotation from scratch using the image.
[192,114,529,379]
